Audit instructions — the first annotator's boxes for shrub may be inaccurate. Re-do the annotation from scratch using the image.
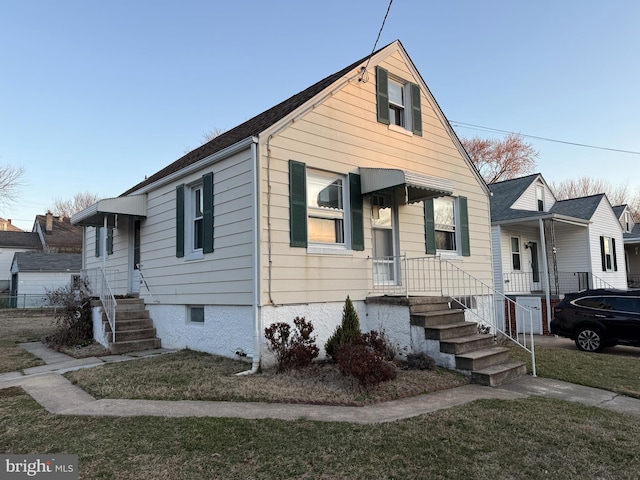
[336,339,397,389]
[45,279,93,347]
[325,296,361,361]
[405,352,436,371]
[264,316,319,373]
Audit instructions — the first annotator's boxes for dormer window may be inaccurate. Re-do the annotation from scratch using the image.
[536,186,544,212]
[375,66,422,136]
[624,211,632,232]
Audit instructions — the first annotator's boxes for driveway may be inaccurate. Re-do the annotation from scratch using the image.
[535,335,640,357]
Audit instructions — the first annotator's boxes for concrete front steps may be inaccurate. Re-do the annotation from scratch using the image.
[102,297,161,354]
[408,296,527,387]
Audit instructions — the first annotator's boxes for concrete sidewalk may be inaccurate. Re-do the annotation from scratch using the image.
[1,341,639,423]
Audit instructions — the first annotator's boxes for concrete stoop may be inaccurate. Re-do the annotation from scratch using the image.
[407,296,527,386]
[102,297,161,354]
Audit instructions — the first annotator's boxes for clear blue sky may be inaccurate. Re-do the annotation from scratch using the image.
[2,0,639,230]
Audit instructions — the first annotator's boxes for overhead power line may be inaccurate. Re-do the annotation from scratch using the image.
[360,0,394,82]
[451,120,640,156]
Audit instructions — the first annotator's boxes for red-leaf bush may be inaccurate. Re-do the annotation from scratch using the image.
[264,316,319,372]
[335,330,397,388]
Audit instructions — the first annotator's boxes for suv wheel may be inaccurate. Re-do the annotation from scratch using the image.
[575,327,605,353]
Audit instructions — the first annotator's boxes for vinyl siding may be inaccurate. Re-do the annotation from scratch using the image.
[14,272,77,296]
[511,178,556,212]
[258,49,492,305]
[138,150,255,305]
[587,198,627,288]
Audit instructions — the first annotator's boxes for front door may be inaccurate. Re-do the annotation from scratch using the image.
[516,296,542,334]
[529,242,541,292]
[130,219,141,294]
[372,194,398,285]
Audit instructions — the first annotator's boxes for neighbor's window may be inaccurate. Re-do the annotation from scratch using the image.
[602,236,614,271]
[434,197,456,251]
[536,186,545,212]
[188,306,205,324]
[511,237,521,270]
[307,169,345,244]
[624,211,632,232]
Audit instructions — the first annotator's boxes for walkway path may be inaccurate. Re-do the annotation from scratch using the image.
[1,342,639,423]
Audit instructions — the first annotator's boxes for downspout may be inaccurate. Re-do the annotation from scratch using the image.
[539,218,552,331]
[237,138,261,375]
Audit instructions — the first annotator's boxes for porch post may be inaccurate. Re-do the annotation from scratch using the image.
[539,218,552,331]
[102,215,107,273]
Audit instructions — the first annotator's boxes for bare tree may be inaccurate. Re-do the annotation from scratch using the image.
[201,127,226,143]
[0,164,25,207]
[51,192,100,218]
[461,134,539,184]
[550,177,640,221]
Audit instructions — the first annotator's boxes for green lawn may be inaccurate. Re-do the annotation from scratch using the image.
[1,387,639,480]
[510,344,640,398]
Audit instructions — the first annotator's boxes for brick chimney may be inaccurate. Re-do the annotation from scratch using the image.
[45,211,53,233]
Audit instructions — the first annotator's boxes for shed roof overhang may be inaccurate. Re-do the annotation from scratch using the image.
[492,213,590,228]
[71,195,147,227]
[359,168,453,204]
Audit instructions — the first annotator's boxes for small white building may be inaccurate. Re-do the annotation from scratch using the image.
[10,252,82,307]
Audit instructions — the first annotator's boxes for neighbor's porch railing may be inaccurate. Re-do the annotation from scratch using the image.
[371,255,536,376]
[503,271,617,295]
[82,268,118,342]
[628,274,640,289]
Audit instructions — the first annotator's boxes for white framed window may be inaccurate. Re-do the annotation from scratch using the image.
[306,169,346,246]
[602,236,615,271]
[184,180,206,259]
[388,78,406,128]
[624,211,632,232]
[511,237,521,270]
[536,186,545,212]
[434,197,456,251]
[375,66,422,136]
[188,306,205,324]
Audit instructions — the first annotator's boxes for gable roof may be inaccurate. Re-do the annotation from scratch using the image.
[612,204,627,219]
[12,252,82,272]
[0,231,42,249]
[33,215,83,252]
[488,173,544,222]
[548,194,605,221]
[122,47,383,196]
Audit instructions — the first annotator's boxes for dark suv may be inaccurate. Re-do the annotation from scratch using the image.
[550,289,640,352]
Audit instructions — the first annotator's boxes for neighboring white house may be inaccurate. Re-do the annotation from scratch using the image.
[489,173,626,335]
[72,40,496,368]
[0,231,42,294]
[10,252,82,307]
[613,204,640,288]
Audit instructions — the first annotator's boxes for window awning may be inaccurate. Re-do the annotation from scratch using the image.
[71,195,147,227]
[359,168,453,204]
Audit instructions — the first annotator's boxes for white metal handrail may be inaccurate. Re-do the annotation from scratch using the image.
[82,268,118,343]
[504,271,617,294]
[371,255,536,376]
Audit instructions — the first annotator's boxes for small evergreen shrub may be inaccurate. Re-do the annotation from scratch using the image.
[405,352,436,371]
[264,316,319,373]
[45,279,93,347]
[325,296,361,361]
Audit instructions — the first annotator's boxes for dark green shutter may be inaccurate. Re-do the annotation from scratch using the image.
[95,226,101,257]
[375,66,390,125]
[349,173,364,251]
[289,160,307,247]
[600,236,606,271]
[176,184,185,258]
[424,198,436,255]
[459,196,470,257]
[612,238,618,271]
[107,228,114,255]
[202,172,214,254]
[410,82,422,136]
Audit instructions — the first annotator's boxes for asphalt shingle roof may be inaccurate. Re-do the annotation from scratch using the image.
[0,231,42,249]
[12,252,82,272]
[489,174,605,224]
[34,215,83,252]
[121,44,393,196]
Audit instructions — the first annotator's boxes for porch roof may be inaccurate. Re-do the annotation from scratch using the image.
[71,195,147,227]
[359,168,453,204]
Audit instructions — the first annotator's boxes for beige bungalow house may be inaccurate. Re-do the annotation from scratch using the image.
[72,40,530,383]
[489,173,626,335]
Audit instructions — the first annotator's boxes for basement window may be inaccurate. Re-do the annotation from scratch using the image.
[188,306,205,324]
